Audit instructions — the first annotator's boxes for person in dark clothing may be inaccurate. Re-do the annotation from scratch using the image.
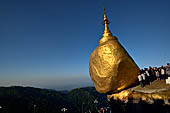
[148,66,154,82]
[145,68,151,85]
[141,70,146,86]
[166,63,170,77]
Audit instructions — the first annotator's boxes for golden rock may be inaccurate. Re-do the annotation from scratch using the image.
[89,9,139,93]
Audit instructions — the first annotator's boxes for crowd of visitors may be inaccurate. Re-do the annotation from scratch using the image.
[138,63,170,87]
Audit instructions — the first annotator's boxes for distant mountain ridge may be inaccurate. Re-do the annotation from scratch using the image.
[0,86,107,113]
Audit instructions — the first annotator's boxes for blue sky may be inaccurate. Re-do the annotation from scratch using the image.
[0,0,170,90]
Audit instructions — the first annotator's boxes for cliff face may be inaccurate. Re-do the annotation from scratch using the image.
[108,80,170,105]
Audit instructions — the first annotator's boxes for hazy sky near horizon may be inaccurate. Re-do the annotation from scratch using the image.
[0,0,170,90]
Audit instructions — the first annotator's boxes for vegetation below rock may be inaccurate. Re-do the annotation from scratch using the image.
[0,86,107,113]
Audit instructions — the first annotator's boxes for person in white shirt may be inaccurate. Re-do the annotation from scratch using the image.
[141,70,146,86]
[161,66,165,80]
[155,68,160,80]
[138,72,143,87]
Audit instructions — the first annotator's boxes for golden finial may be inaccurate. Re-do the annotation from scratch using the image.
[99,8,117,45]
[103,8,111,36]
[103,8,110,25]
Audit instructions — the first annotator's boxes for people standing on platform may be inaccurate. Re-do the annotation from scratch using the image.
[138,71,143,87]
[137,63,170,87]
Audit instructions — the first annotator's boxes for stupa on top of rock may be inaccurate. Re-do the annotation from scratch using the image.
[89,9,140,94]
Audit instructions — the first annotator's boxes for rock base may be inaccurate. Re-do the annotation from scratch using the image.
[108,80,170,113]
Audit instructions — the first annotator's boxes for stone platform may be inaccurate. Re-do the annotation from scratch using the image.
[108,80,170,105]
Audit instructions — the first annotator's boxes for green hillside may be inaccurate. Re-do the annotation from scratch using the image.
[0,86,107,113]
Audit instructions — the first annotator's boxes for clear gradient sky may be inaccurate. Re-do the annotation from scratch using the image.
[0,0,170,90]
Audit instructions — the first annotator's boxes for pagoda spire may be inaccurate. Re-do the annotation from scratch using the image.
[102,8,112,37]
[99,8,117,45]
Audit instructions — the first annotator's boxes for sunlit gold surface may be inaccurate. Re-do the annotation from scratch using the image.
[107,90,130,100]
[108,80,170,104]
[89,10,139,93]
[108,89,170,102]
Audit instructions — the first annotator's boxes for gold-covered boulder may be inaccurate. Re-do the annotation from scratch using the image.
[89,10,139,93]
